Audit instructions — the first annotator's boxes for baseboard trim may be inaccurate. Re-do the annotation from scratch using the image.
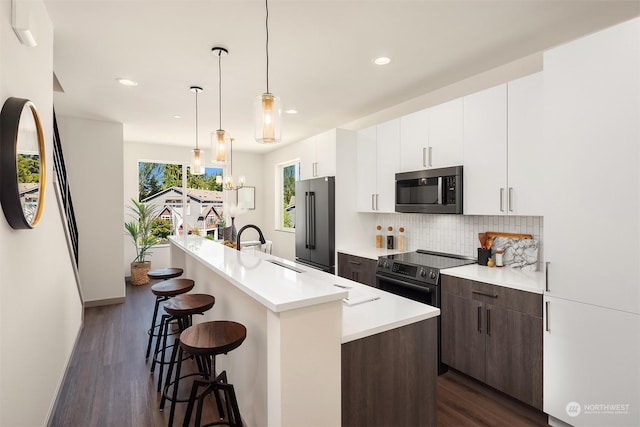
[46,318,84,427]
[84,297,126,308]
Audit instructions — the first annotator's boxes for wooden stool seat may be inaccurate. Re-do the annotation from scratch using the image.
[151,278,194,297]
[164,294,216,317]
[148,267,183,281]
[180,321,247,357]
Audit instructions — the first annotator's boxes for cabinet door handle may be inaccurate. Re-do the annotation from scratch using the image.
[486,308,491,336]
[508,187,513,212]
[371,194,375,211]
[348,261,361,265]
[477,306,482,332]
[545,261,551,292]
[422,147,427,167]
[499,188,505,212]
[375,194,379,211]
[545,301,550,332]
[472,290,498,299]
[428,146,433,167]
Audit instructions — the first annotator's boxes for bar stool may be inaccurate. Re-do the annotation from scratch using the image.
[148,268,184,281]
[162,320,247,427]
[145,277,194,360]
[152,294,216,393]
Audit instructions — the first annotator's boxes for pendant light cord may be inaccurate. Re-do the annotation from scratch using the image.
[265,0,270,94]
[218,51,222,129]
[195,89,199,149]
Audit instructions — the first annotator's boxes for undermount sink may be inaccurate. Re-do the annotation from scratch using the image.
[266,259,305,273]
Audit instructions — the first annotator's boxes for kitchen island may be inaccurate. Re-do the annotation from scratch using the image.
[169,235,439,427]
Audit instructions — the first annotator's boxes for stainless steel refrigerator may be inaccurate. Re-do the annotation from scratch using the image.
[295,176,335,273]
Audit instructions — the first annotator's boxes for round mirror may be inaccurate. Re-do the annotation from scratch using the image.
[1,97,46,229]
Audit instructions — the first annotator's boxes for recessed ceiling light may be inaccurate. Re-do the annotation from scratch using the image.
[373,56,391,66]
[117,78,138,87]
[173,115,182,119]
[284,109,298,115]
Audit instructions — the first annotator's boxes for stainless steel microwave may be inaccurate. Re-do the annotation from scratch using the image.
[395,166,463,214]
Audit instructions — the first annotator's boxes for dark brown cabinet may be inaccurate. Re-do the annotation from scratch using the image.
[337,252,377,288]
[441,275,543,409]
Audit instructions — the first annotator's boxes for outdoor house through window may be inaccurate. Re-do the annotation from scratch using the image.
[138,161,224,241]
[276,160,297,232]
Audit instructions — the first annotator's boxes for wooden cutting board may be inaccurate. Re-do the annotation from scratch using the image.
[486,231,533,240]
[485,231,533,249]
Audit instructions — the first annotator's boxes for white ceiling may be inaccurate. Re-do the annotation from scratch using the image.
[45,0,640,154]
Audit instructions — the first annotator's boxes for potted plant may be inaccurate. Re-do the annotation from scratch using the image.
[124,198,159,285]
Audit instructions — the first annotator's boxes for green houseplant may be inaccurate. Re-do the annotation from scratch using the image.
[124,198,159,285]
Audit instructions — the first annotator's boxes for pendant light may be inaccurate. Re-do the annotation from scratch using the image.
[216,137,245,190]
[190,85,205,175]
[211,47,230,162]
[254,0,282,144]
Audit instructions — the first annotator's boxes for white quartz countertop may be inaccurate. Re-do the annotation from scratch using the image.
[337,246,406,260]
[170,235,346,313]
[442,264,545,294]
[170,236,439,343]
[301,268,440,344]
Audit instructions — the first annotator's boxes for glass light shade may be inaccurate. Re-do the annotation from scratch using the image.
[254,93,282,144]
[191,148,205,175]
[213,129,228,162]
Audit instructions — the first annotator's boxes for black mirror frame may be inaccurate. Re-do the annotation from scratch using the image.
[0,97,47,229]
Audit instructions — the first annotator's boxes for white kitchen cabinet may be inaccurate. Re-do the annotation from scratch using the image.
[463,84,507,215]
[543,17,640,427]
[356,125,378,212]
[399,109,428,172]
[356,120,400,212]
[543,17,639,313]
[543,296,640,426]
[428,98,463,169]
[299,129,337,180]
[399,99,463,173]
[506,72,544,216]
[463,75,544,216]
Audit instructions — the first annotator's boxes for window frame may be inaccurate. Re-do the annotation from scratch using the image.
[275,159,299,233]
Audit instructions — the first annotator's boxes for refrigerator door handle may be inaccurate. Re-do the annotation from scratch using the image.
[305,192,310,248]
[309,192,316,249]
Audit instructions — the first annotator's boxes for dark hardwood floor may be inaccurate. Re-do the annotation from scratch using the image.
[50,282,548,427]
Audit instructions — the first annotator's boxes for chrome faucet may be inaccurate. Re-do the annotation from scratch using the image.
[236,224,266,251]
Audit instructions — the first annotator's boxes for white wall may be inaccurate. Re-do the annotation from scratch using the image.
[123,141,264,275]
[57,116,124,303]
[261,142,302,260]
[0,1,83,425]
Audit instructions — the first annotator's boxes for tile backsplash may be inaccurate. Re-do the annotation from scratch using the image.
[376,213,544,269]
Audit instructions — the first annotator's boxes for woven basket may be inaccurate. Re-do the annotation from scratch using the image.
[130,261,151,285]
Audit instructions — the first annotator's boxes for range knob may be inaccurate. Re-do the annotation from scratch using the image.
[429,270,437,280]
[383,261,390,269]
[419,268,427,277]
[377,259,384,267]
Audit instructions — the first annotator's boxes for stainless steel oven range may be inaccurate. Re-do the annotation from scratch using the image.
[376,249,476,374]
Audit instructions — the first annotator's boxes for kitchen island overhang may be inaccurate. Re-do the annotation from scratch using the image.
[169,235,439,426]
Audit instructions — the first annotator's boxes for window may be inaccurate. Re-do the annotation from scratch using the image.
[137,161,224,240]
[276,160,298,231]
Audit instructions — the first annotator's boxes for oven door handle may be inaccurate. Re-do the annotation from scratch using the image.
[376,274,432,294]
